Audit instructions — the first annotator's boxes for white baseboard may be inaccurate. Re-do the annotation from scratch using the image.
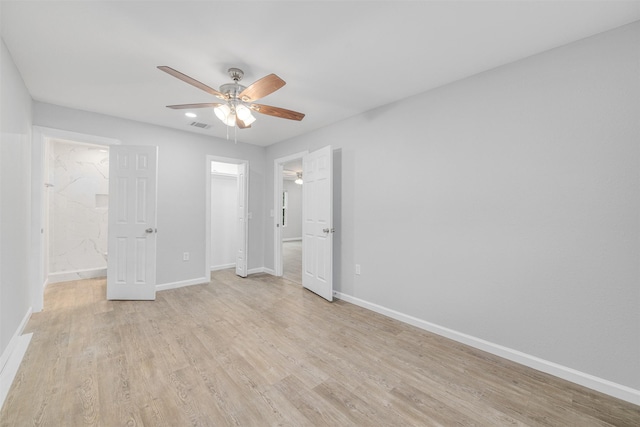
[0,308,33,410]
[156,276,209,292]
[282,238,302,242]
[48,267,106,284]
[210,263,235,272]
[333,291,640,406]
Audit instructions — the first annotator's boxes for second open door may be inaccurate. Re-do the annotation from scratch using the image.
[302,145,333,301]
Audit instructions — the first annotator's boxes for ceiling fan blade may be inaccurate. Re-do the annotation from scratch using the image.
[239,74,285,102]
[236,116,251,129]
[158,66,226,100]
[250,104,305,121]
[166,103,222,109]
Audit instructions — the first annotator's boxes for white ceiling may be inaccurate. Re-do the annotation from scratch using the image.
[2,1,638,147]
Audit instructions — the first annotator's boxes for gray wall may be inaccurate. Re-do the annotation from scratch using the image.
[282,180,302,240]
[264,23,640,390]
[33,102,267,286]
[0,39,33,359]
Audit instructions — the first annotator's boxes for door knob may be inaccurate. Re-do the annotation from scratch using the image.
[145,228,154,233]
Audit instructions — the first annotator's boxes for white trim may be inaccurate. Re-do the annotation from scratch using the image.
[156,276,209,292]
[333,291,640,406]
[273,151,308,277]
[210,171,238,178]
[48,268,106,284]
[30,128,45,313]
[283,237,302,242]
[0,309,33,409]
[210,263,235,272]
[0,308,32,374]
[0,333,32,411]
[33,126,120,147]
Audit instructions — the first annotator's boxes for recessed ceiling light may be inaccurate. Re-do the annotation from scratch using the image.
[185,112,197,118]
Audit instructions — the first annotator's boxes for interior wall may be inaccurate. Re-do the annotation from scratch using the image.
[282,180,302,240]
[210,174,238,269]
[48,140,109,277]
[264,22,640,391]
[0,38,33,359]
[33,102,266,286]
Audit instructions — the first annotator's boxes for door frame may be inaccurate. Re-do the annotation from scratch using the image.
[205,155,249,278]
[273,151,308,277]
[32,126,119,310]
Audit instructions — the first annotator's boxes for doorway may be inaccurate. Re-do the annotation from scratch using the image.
[46,139,110,284]
[273,151,307,281]
[281,159,303,284]
[205,156,249,278]
[32,126,120,311]
[210,161,239,271]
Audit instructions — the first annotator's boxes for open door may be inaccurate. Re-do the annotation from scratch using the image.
[235,162,248,277]
[302,145,333,301]
[107,145,158,300]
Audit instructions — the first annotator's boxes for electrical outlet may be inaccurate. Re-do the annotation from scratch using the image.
[355,264,361,275]
[183,252,189,261]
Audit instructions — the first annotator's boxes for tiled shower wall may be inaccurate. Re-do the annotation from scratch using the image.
[48,140,109,278]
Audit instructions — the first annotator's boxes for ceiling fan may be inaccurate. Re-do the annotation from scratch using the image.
[158,66,305,129]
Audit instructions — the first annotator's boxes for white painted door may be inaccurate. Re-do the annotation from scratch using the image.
[235,162,248,277]
[107,145,158,300]
[302,145,333,301]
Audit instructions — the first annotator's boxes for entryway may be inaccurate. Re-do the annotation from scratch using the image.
[205,156,249,278]
[45,139,110,284]
[32,126,121,310]
[274,146,334,301]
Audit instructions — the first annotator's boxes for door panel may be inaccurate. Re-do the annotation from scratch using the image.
[302,145,333,301]
[107,145,158,300]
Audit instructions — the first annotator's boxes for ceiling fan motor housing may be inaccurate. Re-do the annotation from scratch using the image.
[219,83,247,101]
[228,67,244,82]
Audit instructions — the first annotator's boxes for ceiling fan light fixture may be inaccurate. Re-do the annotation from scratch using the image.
[295,172,303,185]
[236,104,251,120]
[224,113,236,127]
[242,112,256,125]
[236,104,256,125]
[214,104,236,126]
[214,104,230,121]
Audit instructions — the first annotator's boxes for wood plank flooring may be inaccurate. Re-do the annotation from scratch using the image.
[2,270,639,426]
[282,240,302,285]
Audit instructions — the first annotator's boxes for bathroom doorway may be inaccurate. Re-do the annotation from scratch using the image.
[45,138,110,284]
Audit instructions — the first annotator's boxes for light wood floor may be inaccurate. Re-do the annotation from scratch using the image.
[2,270,639,426]
[282,240,302,285]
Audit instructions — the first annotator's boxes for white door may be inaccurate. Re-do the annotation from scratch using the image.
[107,145,158,300]
[302,145,333,301]
[235,162,248,277]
